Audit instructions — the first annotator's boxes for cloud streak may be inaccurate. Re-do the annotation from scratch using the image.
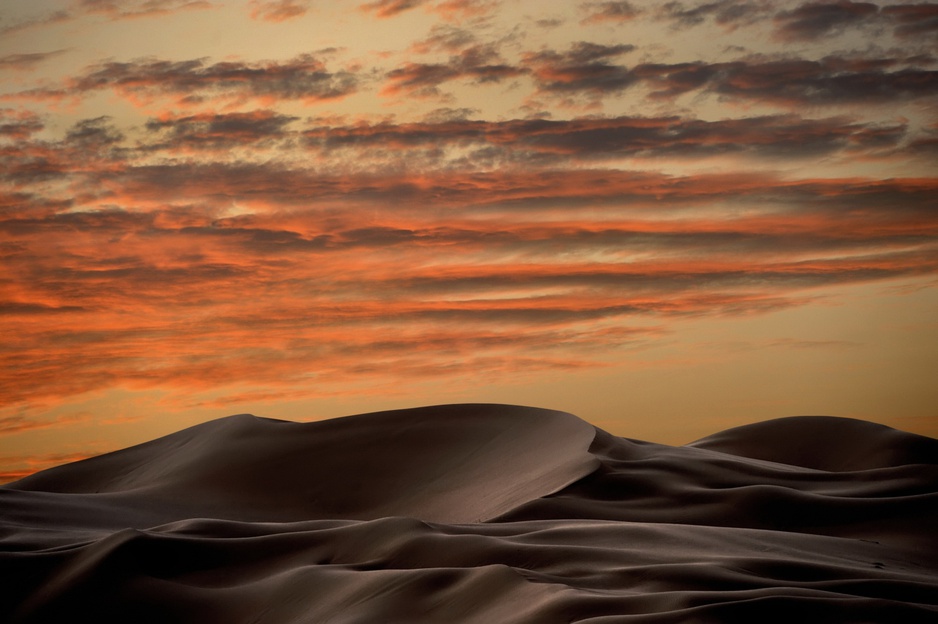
[248,0,311,21]
[360,0,428,18]
[144,110,299,150]
[0,50,68,71]
[773,1,879,41]
[382,44,526,98]
[302,114,907,165]
[78,0,214,20]
[581,1,642,24]
[13,54,359,109]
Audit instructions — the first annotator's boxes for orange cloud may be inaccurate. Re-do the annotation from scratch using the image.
[0,109,44,140]
[360,0,428,18]
[2,156,936,413]
[2,50,937,425]
[248,0,310,22]
[0,412,93,435]
[431,0,498,20]
[360,0,495,20]
[78,0,214,20]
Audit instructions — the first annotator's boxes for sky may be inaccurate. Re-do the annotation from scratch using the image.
[1,0,937,482]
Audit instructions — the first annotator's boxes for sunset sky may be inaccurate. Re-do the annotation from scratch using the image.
[2,0,937,481]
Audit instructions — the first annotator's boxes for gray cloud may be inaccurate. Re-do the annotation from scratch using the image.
[303,114,906,163]
[774,1,879,41]
[69,54,359,103]
[0,50,68,71]
[144,110,299,150]
[0,109,44,140]
[659,0,770,28]
[581,1,642,23]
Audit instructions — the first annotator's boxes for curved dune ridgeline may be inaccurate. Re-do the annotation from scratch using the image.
[2,405,937,623]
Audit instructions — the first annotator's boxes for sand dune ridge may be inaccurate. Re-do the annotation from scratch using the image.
[2,404,936,623]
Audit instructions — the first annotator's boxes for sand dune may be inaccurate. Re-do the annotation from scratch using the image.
[2,405,937,623]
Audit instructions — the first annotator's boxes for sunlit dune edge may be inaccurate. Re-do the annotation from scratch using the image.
[2,404,937,623]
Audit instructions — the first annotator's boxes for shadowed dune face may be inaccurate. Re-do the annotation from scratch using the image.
[2,405,937,623]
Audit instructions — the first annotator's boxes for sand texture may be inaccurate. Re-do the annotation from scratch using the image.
[2,404,937,623]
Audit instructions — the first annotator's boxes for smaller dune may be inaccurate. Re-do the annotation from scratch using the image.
[688,415,938,471]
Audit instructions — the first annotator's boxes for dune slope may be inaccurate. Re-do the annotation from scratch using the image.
[2,405,937,623]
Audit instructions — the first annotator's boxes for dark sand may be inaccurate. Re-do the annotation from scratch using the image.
[2,404,936,622]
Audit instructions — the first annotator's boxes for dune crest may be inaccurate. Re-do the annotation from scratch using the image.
[3,405,937,623]
[7,405,599,524]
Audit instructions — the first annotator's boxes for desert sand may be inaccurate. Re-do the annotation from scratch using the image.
[2,404,936,623]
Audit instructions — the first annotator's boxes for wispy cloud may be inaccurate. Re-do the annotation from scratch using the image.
[657,0,771,29]
[773,1,879,41]
[525,51,938,106]
[144,110,299,150]
[647,1,938,41]
[0,9,73,36]
[360,0,495,20]
[0,0,213,37]
[525,42,637,96]
[0,50,69,71]
[248,0,311,22]
[78,0,214,20]
[581,1,642,24]
[646,56,937,105]
[0,412,93,435]
[382,44,525,98]
[882,3,938,38]
[302,114,906,165]
[360,0,429,18]
[0,109,44,140]
[11,54,360,109]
